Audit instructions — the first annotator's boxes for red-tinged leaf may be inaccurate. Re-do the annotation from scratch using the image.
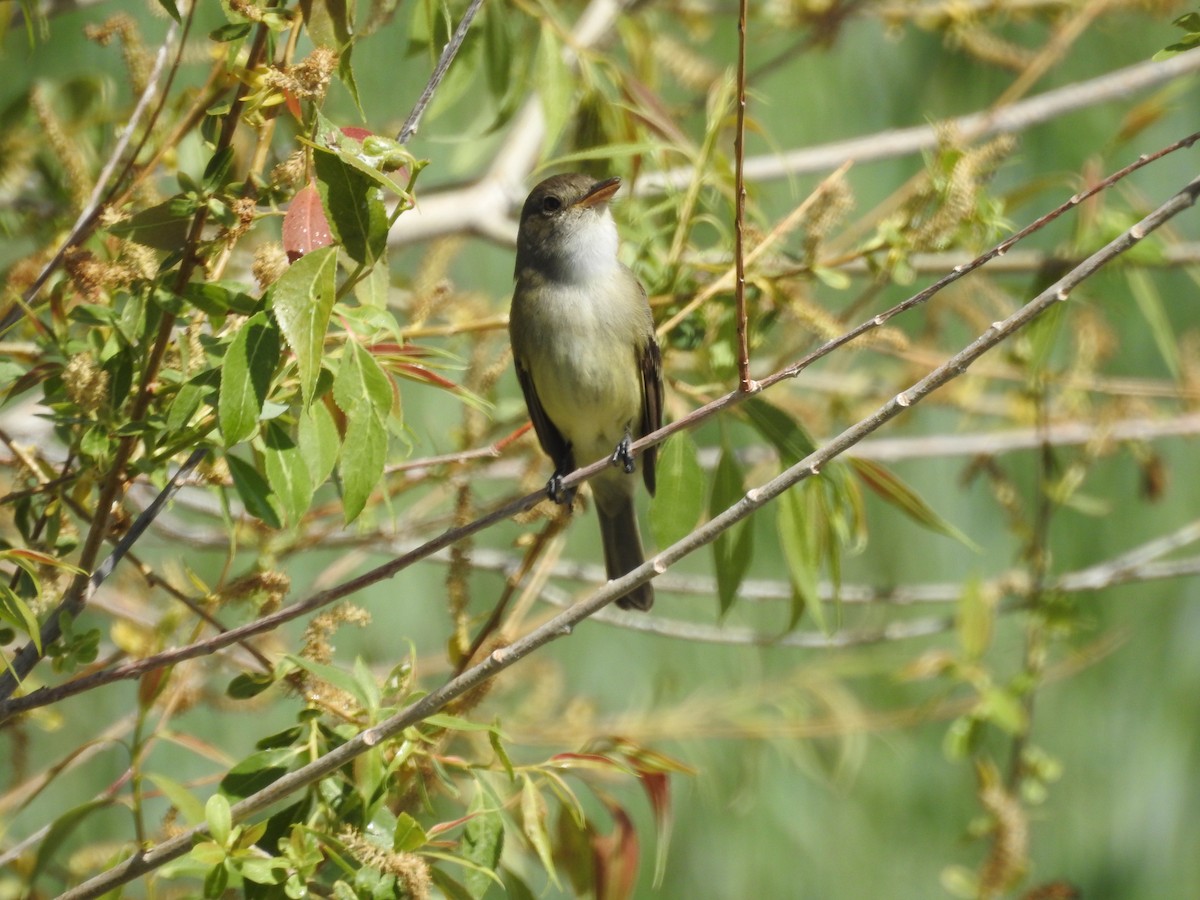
[282,182,333,262]
[284,90,302,121]
[849,457,979,551]
[549,752,632,773]
[340,126,373,141]
[396,363,459,391]
[593,801,639,900]
[637,771,671,887]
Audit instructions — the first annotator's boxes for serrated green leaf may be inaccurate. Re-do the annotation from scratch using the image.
[709,447,754,617]
[333,341,393,522]
[272,245,337,406]
[263,421,313,526]
[226,453,282,529]
[219,312,280,445]
[205,793,232,846]
[650,432,706,550]
[313,147,388,265]
[849,457,978,551]
[462,797,504,899]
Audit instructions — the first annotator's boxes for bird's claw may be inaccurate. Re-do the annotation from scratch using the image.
[610,435,636,474]
[546,473,576,507]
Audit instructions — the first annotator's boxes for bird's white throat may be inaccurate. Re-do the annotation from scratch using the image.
[557,210,620,282]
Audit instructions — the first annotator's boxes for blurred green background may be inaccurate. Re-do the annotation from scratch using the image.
[3,1,1200,897]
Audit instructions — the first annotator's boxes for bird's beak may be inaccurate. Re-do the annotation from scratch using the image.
[574,177,621,209]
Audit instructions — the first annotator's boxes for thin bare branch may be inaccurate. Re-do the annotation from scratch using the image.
[396,0,487,144]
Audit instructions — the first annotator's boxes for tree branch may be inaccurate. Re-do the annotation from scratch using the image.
[53,168,1200,900]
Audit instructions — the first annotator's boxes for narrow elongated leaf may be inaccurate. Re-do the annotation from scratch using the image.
[649,432,706,549]
[709,447,754,616]
[313,147,388,265]
[536,24,571,153]
[272,245,337,405]
[520,778,559,888]
[742,396,816,464]
[777,487,822,633]
[31,800,112,883]
[849,457,978,550]
[333,341,393,522]
[219,312,279,445]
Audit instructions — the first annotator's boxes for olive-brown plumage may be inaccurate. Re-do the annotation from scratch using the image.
[509,174,662,610]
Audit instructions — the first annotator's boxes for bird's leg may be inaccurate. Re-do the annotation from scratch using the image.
[610,432,636,474]
[546,453,577,507]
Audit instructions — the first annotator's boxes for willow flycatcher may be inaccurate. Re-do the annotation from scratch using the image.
[509,174,663,611]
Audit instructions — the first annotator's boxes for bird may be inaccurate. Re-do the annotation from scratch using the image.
[508,173,663,610]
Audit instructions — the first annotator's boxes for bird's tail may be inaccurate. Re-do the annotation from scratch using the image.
[596,493,653,611]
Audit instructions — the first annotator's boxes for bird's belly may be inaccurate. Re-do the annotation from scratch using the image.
[527,316,641,465]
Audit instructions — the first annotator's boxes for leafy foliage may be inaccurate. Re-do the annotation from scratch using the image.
[1,0,1199,898]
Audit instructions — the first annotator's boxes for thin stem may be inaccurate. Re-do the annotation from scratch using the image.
[733,0,751,391]
[396,0,487,144]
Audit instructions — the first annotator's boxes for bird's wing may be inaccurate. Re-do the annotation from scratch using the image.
[514,356,573,473]
[639,334,664,497]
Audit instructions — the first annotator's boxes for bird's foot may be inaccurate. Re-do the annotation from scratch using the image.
[609,435,636,474]
[546,473,577,507]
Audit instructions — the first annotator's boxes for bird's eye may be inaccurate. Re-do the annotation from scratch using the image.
[541,195,562,214]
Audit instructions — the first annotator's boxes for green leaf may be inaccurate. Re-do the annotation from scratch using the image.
[520,778,559,888]
[107,197,192,249]
[742,397,817,465]
[167,369,219,433]
[219,746,303,799]
[30,799,111,883]
[1127,268,1181,380]
[272,245,337,406]
[299,401,340,486]
[263,421,314,526]
[333,341,393,522]
[206,793,232,847]
[462,797,504,899]
[156,0,182,23]
[0,583,42,651]
[849,458,978,551]
[535,23,571,154]
[313,147,388,265]
[219,312,280,446]
[147,773,207,826]
[709,447,754,617]
[283,654,371,710]
[393,812,428,852]
[777,487,822,633]
[956,578,994,662]
[226,670,276,700]
[649,432,706,550]
[226,453,282,529]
